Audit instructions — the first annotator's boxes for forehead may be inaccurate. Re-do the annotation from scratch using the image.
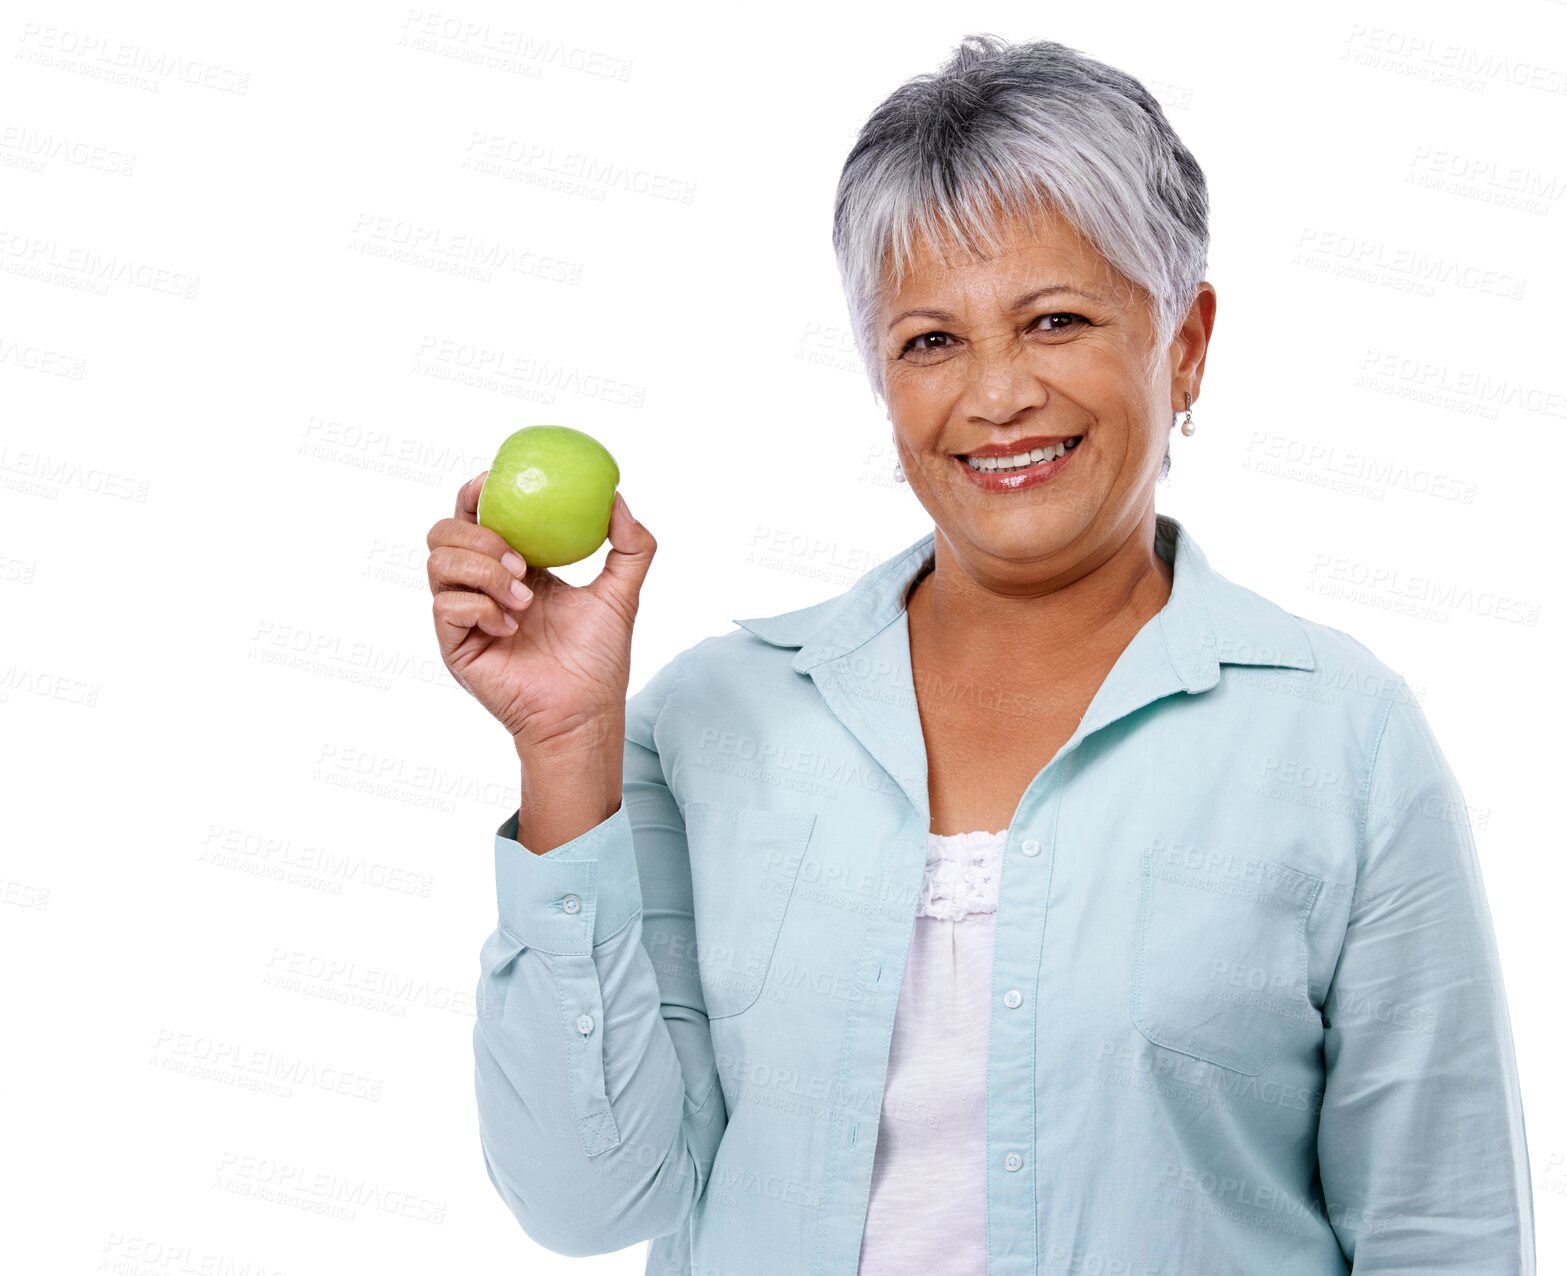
[882,196,1120,308]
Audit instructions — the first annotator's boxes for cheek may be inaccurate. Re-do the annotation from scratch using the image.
[885,372,927,417]
[885,388,945,446]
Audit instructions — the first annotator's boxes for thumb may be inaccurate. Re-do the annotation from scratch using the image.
[592,490,656,611]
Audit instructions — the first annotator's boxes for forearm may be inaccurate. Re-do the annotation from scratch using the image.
[514,722,625,855]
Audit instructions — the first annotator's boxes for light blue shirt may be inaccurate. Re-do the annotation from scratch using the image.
[472,512,1535,1274]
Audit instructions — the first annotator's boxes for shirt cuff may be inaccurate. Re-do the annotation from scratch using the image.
[492,804,643,956]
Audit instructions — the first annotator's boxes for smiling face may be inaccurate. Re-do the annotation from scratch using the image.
[880,196,1213,580]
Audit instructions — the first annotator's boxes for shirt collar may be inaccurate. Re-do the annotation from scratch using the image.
[732,512,1315,687]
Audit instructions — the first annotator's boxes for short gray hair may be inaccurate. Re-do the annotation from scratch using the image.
[831,34,1210,476]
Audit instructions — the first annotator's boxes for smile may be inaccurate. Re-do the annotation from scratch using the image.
[954,436,1083,491]
[961,437,1081,471]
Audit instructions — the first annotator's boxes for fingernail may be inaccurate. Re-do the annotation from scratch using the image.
[502,612,518,630]
[510,579,532,603]
[501,552,525,576]
[617,492,633,522]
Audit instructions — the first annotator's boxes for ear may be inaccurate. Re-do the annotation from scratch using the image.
[1168,282,1217,409]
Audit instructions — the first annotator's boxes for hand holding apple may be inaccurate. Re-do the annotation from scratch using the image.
[424,444,656,769]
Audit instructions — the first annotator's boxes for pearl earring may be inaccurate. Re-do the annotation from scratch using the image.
[1179,390,1196,437]
[893,460,907,483]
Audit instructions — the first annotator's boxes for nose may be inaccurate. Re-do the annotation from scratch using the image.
[962,334,1047,425]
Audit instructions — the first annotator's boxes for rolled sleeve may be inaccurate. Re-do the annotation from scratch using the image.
[1316,680,1536,1272]
[493,804,644,955]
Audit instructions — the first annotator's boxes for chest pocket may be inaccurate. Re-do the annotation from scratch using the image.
[1131,845,1323,1075]
[682,802,816,1020]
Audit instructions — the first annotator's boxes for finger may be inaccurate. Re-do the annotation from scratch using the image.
[592,490,657,612]
[427,545,534,614]
[426,514,521,570]
[433,590,518,656]
[455,470,489,522]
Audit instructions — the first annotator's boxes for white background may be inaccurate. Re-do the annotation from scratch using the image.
[3,1,1563,1271]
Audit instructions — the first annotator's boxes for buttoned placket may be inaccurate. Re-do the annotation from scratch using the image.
[1002,626,1220,1274]
[555,894,593,1035]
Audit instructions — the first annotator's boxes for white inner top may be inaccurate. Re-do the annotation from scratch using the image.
[856,828,1009,1276]
[915,826,1007,922]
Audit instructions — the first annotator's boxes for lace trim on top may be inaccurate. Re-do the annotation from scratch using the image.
[918,829,1008,922]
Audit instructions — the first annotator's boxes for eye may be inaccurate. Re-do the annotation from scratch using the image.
[1033,312,1088,334]
[900,331,956,357]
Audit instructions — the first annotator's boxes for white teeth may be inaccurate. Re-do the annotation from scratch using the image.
[963,438,1080,472]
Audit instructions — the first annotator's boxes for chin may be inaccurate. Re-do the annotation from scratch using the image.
[947,503,1090,564]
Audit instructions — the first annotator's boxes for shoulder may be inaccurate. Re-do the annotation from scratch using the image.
[682,574,865,677]
[1291,610,1409,705]
[623,591,848,746]
[1196,532,1409,710]
[622,560,877,755]
[1262,603,1448,792]
[1281,613,1478,859]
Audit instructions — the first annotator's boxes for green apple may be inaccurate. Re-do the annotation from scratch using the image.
[477,426,620,568]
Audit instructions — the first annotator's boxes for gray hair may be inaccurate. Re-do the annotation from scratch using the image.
[831,34,1210,479]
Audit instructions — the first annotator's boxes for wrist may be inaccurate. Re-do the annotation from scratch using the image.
[511,714,623,766]
[514,756,623,855]
[519,757,622,811]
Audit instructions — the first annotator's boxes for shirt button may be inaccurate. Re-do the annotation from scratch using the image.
[1004,1152,1023,1171]
[1003,989,1023,1009]
[575,1013,594,1035]
[1019,838,1040,857]
[561,894,582,914]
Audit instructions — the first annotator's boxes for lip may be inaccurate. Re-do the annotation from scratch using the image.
[958,433,1083,459]
[954,436,1082,492]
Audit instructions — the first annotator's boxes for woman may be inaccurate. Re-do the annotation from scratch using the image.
[427,35,1535,1275]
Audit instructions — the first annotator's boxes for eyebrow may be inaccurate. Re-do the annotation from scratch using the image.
[886,284,1108,332]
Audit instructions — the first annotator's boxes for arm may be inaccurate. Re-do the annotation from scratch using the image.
[1316,681,1535,1272]
[472,645,727,1257]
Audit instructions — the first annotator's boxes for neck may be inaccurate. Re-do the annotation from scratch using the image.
[905,508,1175,671]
